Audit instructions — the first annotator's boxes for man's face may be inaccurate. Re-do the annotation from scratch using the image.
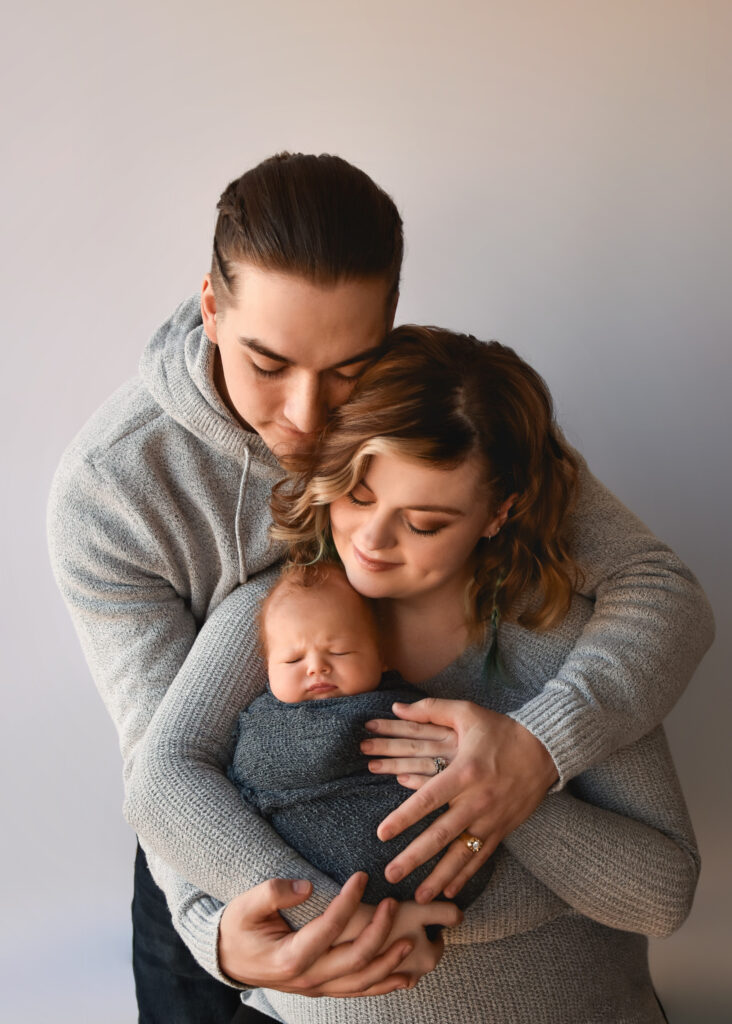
[202,263,394,458]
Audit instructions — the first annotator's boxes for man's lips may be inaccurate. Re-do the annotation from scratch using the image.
[352,544,400,572]
[276,423,318,441]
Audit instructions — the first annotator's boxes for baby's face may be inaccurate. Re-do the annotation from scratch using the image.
[264,575,384,703]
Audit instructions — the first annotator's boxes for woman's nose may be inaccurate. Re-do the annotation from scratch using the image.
[357,512,396,552]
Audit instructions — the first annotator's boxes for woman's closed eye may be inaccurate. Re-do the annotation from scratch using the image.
[347,489,373,507]
[404,521,446,537]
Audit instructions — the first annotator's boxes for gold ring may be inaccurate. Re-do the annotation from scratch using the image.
[459,831,484,854]
[433,757,448,775]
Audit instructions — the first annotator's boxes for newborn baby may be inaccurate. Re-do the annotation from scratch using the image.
[228,563,493,906]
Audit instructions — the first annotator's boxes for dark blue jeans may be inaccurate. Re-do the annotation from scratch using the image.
[132,844,272,1023]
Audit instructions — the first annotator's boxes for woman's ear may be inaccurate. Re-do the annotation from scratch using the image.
[483,494,518,539]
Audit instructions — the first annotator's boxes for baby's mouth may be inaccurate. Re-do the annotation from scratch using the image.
[306,681,337,694]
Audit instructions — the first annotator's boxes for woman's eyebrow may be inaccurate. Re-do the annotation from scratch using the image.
[357,478,463,516]
[407,504,464,515]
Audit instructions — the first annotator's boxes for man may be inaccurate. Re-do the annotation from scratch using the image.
[48,152,714,1022]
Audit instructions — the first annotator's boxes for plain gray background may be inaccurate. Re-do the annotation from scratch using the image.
[2,1,730,1021]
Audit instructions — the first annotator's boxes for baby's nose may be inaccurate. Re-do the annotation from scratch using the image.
[307,654,330,675]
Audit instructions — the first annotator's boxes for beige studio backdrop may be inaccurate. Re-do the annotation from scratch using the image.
[2,1,730,1021]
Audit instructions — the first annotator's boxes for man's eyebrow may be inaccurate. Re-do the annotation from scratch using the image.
[239,338,293,364]
[238,338,386,369]
[332,344,386,369]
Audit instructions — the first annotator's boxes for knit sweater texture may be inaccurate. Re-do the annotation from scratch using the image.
[47,295,714,1009]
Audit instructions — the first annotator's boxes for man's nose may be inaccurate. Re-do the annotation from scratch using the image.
[284,373,327,434]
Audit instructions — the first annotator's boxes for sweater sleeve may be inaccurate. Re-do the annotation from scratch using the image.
[502,725,700,938]
[48,447,341,932]
[124,580,342,926]
[508,453,715,785]
[48,450,201,785]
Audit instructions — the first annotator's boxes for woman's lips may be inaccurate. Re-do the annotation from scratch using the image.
[352,544,400,572]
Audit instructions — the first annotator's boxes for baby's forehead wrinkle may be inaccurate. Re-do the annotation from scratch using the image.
[272,629,360,649]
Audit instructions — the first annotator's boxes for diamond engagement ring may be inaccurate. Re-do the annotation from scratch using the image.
[460,831,484,854]
[432,756,448,774]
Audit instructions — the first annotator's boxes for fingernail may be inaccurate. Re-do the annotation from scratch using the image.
[444,885,456,898]
[368,760,382,771]
[386,865,402,883]
[360,739,373,751]
[399,942,412,958]
[292,880,310,893]
[364,720,378,731]
[379,828,393,842]
[416,887,433,903]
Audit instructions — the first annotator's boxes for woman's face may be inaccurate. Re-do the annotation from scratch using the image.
[329,451,506,605]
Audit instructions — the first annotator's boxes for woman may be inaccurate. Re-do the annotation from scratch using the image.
[128,326,699,1022]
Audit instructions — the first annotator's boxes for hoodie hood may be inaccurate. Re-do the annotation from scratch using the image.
[139,294,277,465]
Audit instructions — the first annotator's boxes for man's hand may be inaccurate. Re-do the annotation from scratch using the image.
[361,699,558,901]
[219,872,422,996]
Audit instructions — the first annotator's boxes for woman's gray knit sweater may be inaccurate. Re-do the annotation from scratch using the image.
[130,590,700,1023]
[47,296,713,1016]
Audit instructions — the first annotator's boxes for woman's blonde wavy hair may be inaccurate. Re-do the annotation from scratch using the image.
[271,325,581,635]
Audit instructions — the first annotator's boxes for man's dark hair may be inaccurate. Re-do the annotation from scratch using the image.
[211,152,403,305]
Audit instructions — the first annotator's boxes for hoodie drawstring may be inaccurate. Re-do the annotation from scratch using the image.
[235,450,251,584]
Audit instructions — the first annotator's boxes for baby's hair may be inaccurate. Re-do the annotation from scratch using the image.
[258,562,379,659]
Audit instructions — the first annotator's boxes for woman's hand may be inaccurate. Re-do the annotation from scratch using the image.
[361,698,558,901]
[218,871,458,996]
[377,898,463,981]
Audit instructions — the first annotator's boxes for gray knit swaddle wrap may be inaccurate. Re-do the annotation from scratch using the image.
[229,677,493,906]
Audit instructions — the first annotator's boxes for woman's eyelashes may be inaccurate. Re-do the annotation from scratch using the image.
[346,490,447,537]
[347,490,372,507]
[405,522,444,537]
